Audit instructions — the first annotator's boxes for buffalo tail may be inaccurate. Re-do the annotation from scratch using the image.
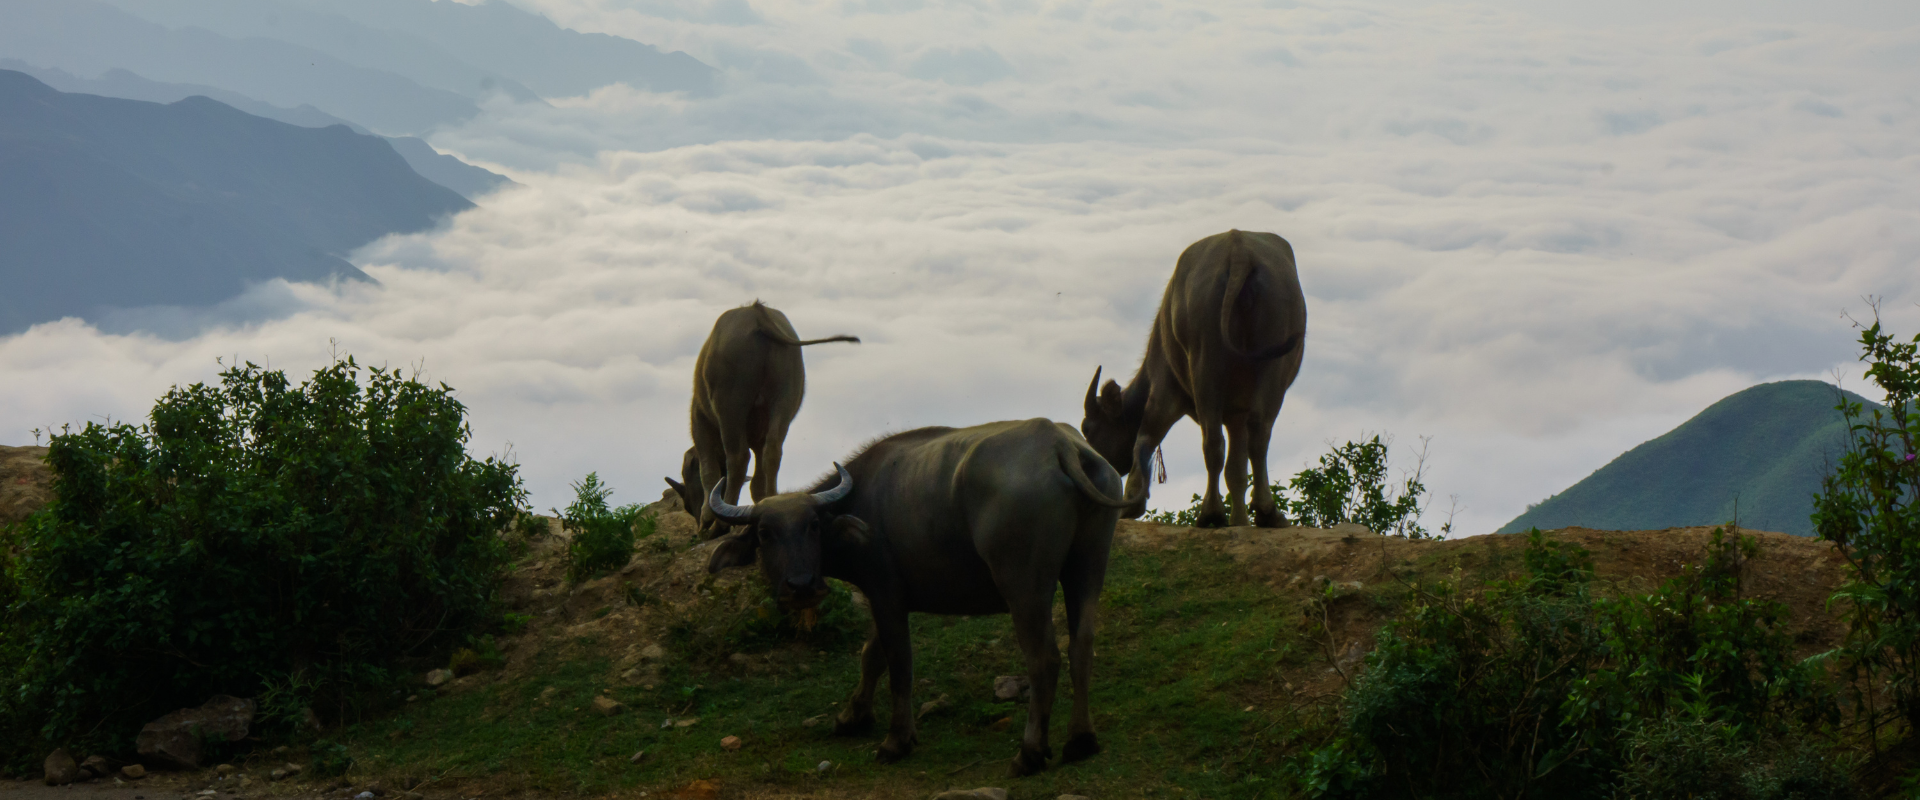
[1057,441,1147,509]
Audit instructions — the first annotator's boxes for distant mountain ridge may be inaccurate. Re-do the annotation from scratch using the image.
[95,0,717,98]
[1499,380,1881,537]
[0,70,471,334]
[0,0,480,136]
[2,60,515,200]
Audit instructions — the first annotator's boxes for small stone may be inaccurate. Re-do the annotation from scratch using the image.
[628,751,646,764]
[356,793,375,800]
[720,736,743,751]
[79,755,110,778]
[215,765,237,777]
[816,760,832,773]
[674,717,700,728]
[283,763,304,776]
[917,693,952,720]
[121,765,147,780]
[640,644,666,661]
[424,669,455,688]
[592,696,625,716]
[270,771,287,782]
[802,714,829,728]
[993,675,1030,702]
[933,789,1009,800]
[43,748,78,786]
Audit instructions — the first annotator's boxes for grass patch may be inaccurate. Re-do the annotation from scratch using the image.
[330,540,1319,798]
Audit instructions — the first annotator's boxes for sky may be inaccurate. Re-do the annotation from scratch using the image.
[4,0,1919,537]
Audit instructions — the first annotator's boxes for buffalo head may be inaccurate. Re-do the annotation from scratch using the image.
[704,463,870,610]
[663,446,701,514]
[1080,367,1137,475]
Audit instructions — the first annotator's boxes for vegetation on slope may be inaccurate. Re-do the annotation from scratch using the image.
[1501,380,1882,537]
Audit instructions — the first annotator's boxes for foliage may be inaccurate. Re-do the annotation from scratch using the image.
[1813,313,1920,740]
[1280,435,1433,537]
[1299,528,1845,799]
[0,357,523,765]
[1146,434,1436,538]
[560,473,655,583]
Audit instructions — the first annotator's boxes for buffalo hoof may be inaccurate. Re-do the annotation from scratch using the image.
[833,709,874,736]
[1008,746,1050,777]
[1194,509,1229,529]
[875,734,915,763]
[1060,732,1101,764]
[1253,507,1287,529]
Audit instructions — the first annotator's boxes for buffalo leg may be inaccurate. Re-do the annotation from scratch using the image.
[1006,591,1062,776]
[835,628,886,735]
[1194,414,1229,528]
[872,604,918,762]
[1125,395,1186,520]
[691,411,728,538]
[1248,413,1287,528]
[751,414,790,502]
[1058,524,1112,765]
[1224,411,1251,527]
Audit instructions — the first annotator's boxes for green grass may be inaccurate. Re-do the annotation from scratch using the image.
[330,541,1321,798]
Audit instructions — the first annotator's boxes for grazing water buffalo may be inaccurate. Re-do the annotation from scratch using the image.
[1081,229,1306,528]
[667,301,858,538]
[704,419,1140,776]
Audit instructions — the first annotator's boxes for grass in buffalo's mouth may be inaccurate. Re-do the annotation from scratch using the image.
[335,541,1320,798]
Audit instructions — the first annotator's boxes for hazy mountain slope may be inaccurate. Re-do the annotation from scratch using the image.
[0,0,477,135]
[92,0,542,103]
[1499,380,1879,537]
[2,60,515,201]
[239,0,718,97]
[0,71,472,334]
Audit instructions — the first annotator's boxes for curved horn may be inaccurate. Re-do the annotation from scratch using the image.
[1084,367,1103,417]
[708,482,754,525]
[811,463,854,505]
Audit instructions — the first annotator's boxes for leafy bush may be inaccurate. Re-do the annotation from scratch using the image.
[1813,313,1920,740]
[1148,434,1435,537]
[0,357,523,765]
[560,473,654,583]
[1299,528,1846,799]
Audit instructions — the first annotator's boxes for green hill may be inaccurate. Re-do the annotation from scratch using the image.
[1499,380,1882,537]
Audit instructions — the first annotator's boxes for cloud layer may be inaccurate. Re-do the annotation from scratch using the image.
[5,0,1919,536]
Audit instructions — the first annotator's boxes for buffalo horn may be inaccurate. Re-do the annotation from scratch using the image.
[708,482,754,524]
[811,463,854,505]
[1084,367,1103,417]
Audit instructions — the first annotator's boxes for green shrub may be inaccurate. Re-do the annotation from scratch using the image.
[1813,313,1920,741]
[560,473,654,583]
[667,576,867,665]
[1147,434,1436,537]
[1298,528,1845,799]
[0,357,523,766]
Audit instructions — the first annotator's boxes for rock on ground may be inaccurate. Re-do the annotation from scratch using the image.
[135,695,255,769]
[43,749,78,786]
[993,675,1030,702]
[592,696,625,716]
[933,789,1008,800]
[119,765,147,780]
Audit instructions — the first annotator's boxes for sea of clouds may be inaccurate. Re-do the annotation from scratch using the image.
[5,0,1919,536]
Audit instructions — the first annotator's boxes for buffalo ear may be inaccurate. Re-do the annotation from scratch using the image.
[830,515,872,547]
[1099,380,1125,417]
[706,532,759,573]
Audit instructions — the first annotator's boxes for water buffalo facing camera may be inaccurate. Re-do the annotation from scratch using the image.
[704,419,1141,777]
[667,301,858,539]
[1082,229,1306,528]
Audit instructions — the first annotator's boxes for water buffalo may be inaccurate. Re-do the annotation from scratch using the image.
[667,301,858,538]
[704,419,1140,776]
[1081,230,1306,528]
